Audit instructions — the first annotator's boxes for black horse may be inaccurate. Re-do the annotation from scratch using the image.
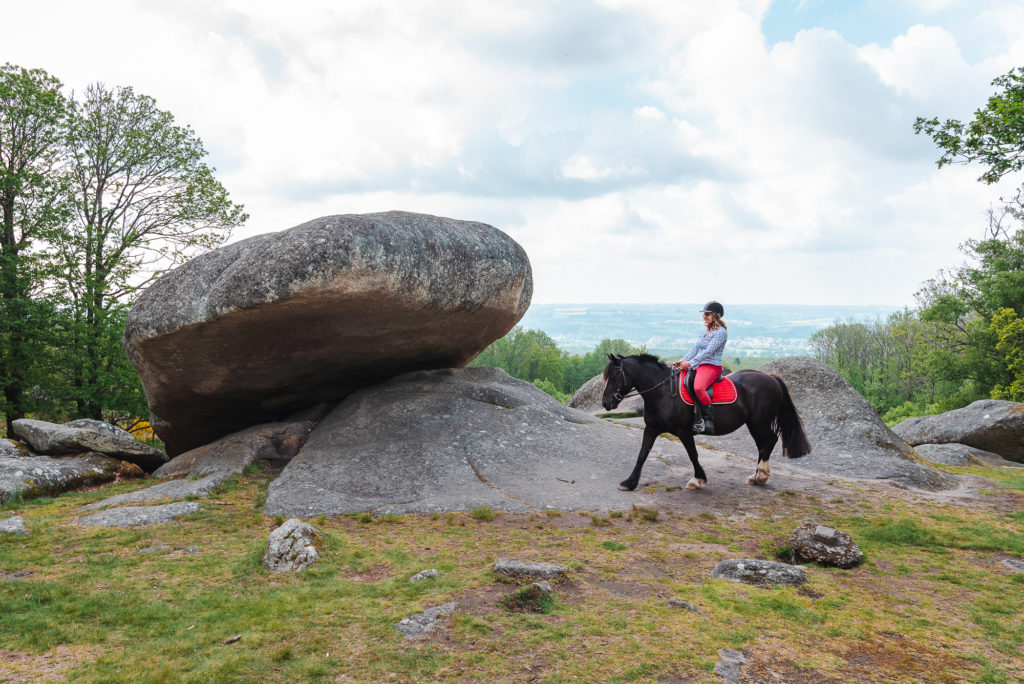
[602,354,810,491]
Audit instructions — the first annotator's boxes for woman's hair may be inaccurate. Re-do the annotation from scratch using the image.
[706,312,727,331]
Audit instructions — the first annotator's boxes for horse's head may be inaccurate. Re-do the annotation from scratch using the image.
[602,353,632,411]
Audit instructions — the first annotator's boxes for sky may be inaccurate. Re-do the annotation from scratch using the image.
[6,0,1024,306]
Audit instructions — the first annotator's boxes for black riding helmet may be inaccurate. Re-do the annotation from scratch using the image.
[701,301,724,316]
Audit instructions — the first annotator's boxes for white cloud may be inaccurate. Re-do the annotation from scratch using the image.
[4,0,1024,306]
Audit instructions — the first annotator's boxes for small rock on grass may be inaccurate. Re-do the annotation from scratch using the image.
[667,599,706,616]
[711,558,806,586]
[714,649,747,684]
[410,569,439,582]
[0,516,28,535]
[790,521,864,568]
[1002,558,1024,573]
[263,518,321,573]
[493,559,567,580]
[396,602,457,639]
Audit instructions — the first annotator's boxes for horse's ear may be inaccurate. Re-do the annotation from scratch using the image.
[607,353,619,365]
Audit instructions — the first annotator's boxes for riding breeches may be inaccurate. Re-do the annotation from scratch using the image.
[692,364,722,406]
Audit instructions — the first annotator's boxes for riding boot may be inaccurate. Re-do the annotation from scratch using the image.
[692,402,714,434]
[700,403,715,435]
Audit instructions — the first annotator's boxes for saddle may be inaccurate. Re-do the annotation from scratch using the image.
[677,370,737,406]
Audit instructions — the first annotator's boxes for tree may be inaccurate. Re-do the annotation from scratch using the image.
[913,66,1024,408]
[52,83,247,419]
[0,64,69,435]
[914,66,1024,184]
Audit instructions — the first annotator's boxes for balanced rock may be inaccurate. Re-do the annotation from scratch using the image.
[12,419,167,472]
[750,357,949,489]
[568,373,644,415]
[893,400,1024,463]
[790,522,863,568]
[124,211,532,456]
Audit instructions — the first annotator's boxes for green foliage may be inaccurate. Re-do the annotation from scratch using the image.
[471,506,494,521]
[991,307,1024,400]
[0,65,245,433]
[0,64,72,434]
[914,66,1024,185]
[470,327,645,402]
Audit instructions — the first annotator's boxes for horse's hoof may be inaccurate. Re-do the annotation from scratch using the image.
[619,482,636,491]
[686,478,705,490]
[746,475,767,486]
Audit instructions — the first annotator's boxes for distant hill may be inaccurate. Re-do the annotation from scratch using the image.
[518,303,901,358]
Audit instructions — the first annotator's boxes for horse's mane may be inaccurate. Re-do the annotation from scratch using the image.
[603,353,667,380]
[630,353,667,368]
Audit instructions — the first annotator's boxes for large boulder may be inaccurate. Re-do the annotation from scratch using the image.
[1,452,125,504]
[124,211,533,456]
[264,367,686,516]
[893,400,1024,463]
[568,374,644,415]
[12,419,167,472]
[705,357,950,489]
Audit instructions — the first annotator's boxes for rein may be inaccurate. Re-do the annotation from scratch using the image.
[614,365,676,402]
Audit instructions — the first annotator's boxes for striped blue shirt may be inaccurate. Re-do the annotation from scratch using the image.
[681,327,728,368]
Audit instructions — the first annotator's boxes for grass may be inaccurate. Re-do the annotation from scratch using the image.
[0,465,1023,681]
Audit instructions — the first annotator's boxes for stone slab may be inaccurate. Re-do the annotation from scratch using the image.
[78,502,200,527]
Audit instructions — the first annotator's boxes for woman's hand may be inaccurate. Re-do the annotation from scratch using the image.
[673,360,690,371]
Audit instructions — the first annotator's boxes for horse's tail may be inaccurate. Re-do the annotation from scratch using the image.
[770,374,811,458]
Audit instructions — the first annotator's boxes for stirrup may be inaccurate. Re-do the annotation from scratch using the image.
[692,419,706,434]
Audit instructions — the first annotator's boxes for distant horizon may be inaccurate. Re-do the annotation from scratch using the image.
[527,301,910,308]
[516,302,900,356]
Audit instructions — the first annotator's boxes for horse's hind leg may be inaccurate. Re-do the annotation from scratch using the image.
[620,426,659,491]
[746,422,778,486]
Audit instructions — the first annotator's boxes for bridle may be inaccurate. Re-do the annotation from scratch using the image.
[611,363,676,402]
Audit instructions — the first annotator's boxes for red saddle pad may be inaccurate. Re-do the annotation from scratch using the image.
[678,373,738,406]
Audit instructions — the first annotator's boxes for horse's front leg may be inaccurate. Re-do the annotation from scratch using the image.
[678,432,707,490]
[619,425,659,491]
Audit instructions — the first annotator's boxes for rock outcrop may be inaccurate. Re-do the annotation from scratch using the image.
[124,211,533,456]
[12,419,167,472]
[153,404,329,478]
[568,373,644,415]
[913,443,1022,468]
[263,367,685,516]
[1,452,127,504]
[728,357,951,488]
[893,400,1024,463]
[78,502,199,527]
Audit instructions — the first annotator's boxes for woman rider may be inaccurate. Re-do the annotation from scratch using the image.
[671,301,728,434]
